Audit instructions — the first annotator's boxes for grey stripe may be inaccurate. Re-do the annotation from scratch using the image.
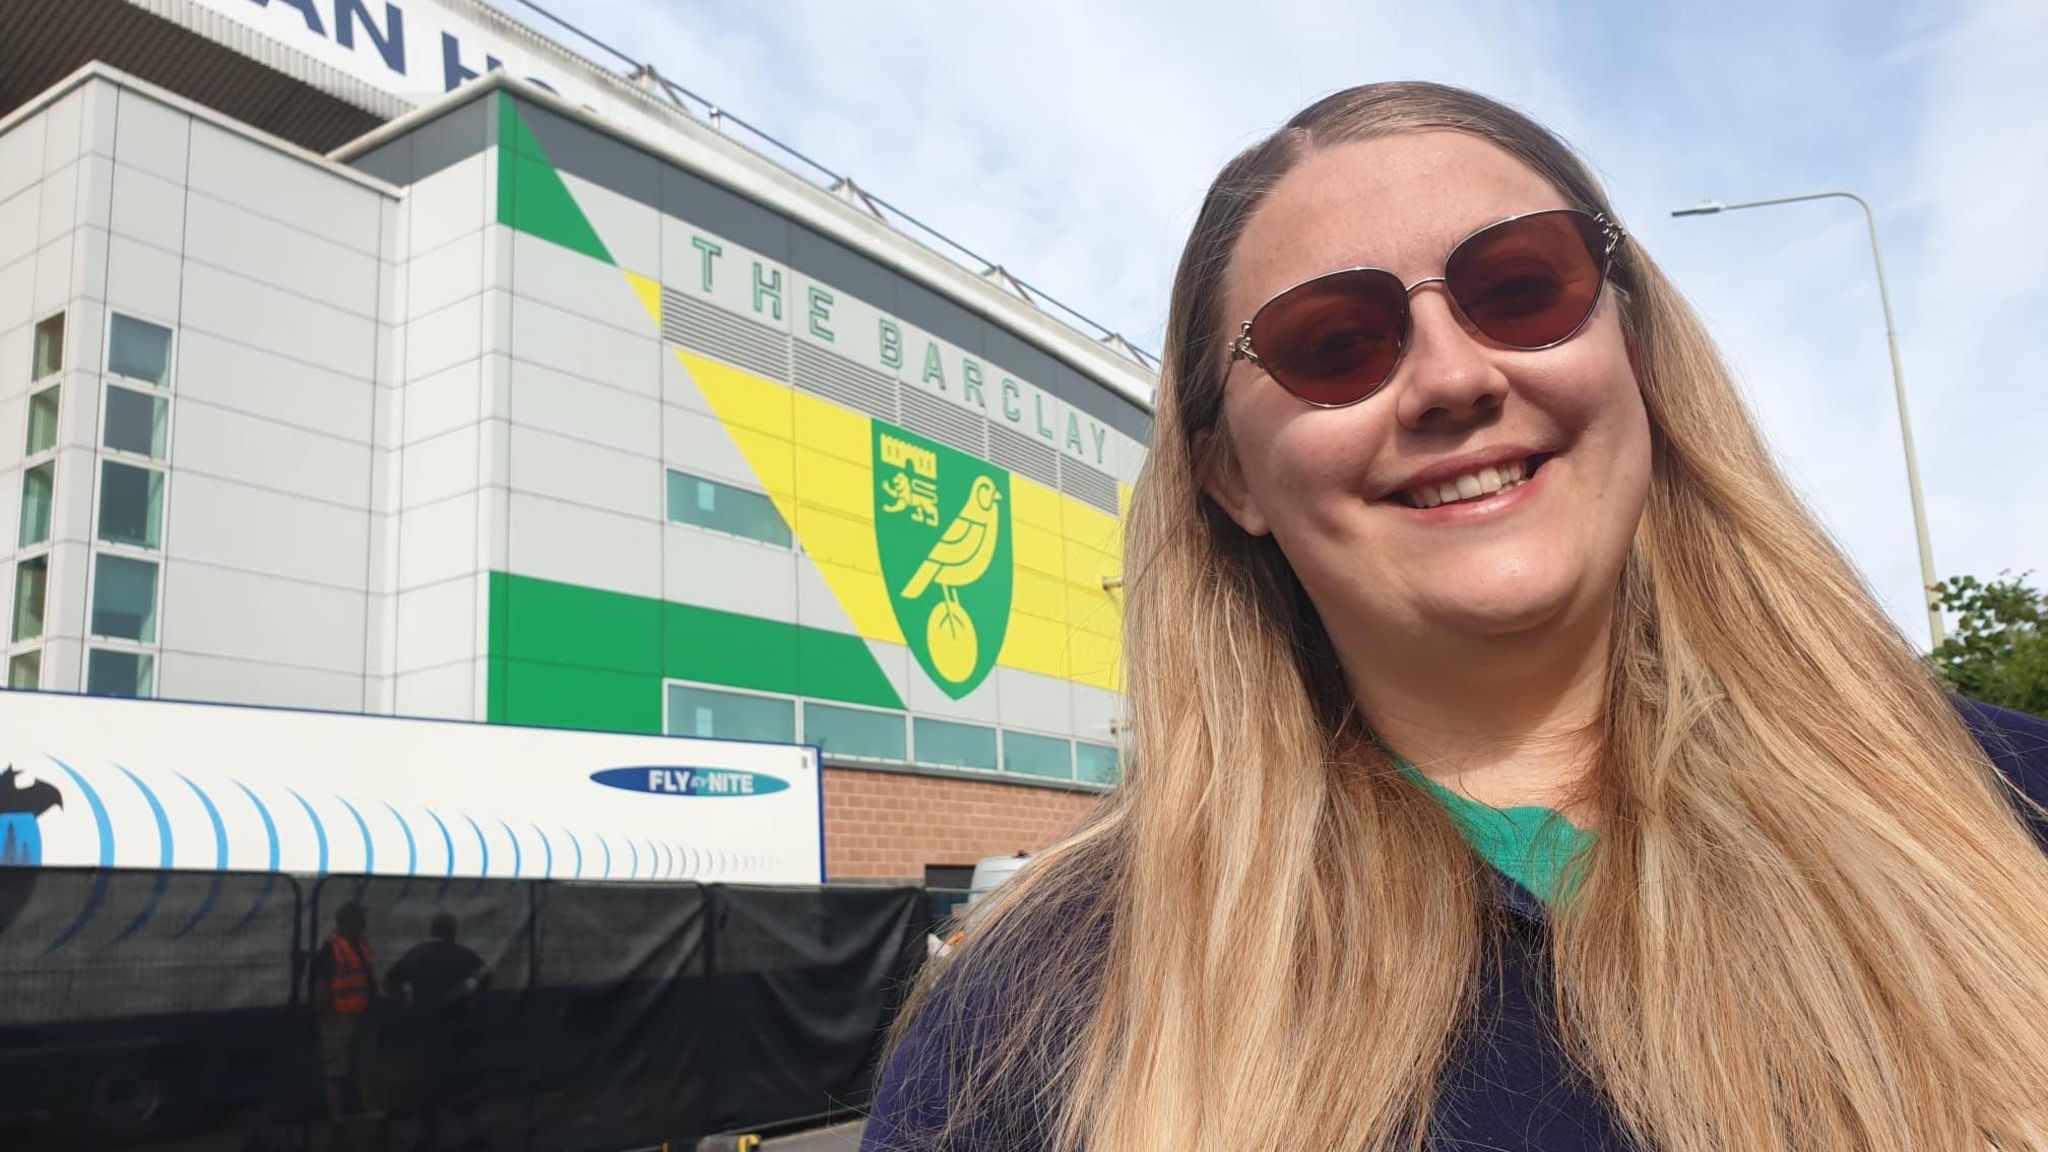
[989,425,1060,490]
[662,289,790,382]
[794,342,895,422]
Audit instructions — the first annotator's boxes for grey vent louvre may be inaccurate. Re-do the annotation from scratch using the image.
[794,342,895,422]
[898,386,986,459]
[988,425,1061,490]
[661,289,789,382]
[1060,459,1120,515]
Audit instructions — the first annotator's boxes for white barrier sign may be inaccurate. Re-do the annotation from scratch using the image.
[0,691,822,883]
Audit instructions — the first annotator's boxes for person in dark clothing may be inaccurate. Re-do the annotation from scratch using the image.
[386,912,489,1148]
[864,82,2048,1152]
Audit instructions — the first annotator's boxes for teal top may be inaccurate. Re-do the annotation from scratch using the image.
[1391,754,1596,906]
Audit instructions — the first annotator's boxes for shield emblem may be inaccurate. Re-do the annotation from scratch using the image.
[872,422,1013,699]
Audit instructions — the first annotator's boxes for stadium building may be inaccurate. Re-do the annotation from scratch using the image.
[0,0,1154,882]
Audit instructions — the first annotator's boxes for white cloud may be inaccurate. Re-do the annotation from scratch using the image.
[520,0,2048,649]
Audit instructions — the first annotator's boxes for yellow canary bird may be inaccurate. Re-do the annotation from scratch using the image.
[901,476,1003,601]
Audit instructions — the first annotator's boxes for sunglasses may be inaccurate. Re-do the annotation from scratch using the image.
[1227,208,1626,407]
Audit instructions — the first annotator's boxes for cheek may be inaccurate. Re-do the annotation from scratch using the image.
[1235,399,1394,527]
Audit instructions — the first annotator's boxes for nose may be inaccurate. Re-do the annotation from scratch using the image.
[1390,285,1509,431]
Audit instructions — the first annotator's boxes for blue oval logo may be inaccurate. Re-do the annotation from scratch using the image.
[590,766,790,798]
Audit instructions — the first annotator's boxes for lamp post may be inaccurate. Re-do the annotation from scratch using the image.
[1672,192,1945,649]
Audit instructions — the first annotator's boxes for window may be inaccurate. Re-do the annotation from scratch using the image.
[7,650,39,690]
[107,314,172,386]
[665,469,791,548]
[86,648,154,698]
[804,701,907,762]
[97,460,164,548]
[91,554,158,642]
[25,386,59,455]
[31,313,63,380]
[103,386,166,458]
[664,683,795,743]
[913,717,998,771]
[1003,730,1074,780]
[1076,742,1122,786]
[11,556,48,642]
[18,463,53,547]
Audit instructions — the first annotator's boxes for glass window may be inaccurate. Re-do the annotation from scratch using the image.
[665,470,791,548]
[86,648,154,698]
[91,554,158,643]
[11,556,48,642]
[103,386,166,458]
[1076,742,1122,786]
[664,683,795,743]
[107,315,173,386]
[7,650,40,690]
[913,717,998,771]
[804,701,907,762]
[31,313,63,380]
[25,386,59,455]
[97,461,164,548]
[18,462,53,547]
[1003,730,1074,780]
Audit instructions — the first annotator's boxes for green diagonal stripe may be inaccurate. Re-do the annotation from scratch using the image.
[497,92,614,266]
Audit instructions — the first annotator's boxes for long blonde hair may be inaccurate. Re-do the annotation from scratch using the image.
[885,81,2048,1151]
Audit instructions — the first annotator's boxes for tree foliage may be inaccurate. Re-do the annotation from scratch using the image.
[1927,572,2048,719]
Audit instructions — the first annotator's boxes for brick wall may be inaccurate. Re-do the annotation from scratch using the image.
[823,766,1105,882]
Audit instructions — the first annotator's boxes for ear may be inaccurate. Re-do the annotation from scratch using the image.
[1195,427,1272,537]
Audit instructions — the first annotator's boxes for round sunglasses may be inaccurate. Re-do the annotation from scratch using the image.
[1227,208,1627,408]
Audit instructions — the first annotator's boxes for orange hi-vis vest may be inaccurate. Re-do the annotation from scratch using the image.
[325,935,375,1015]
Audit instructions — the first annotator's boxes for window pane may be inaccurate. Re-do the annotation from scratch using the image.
[86,648,154,698]
[92,554,159,643]
[665,470,791,548]
[103,386,166,458]
[31,313,63,380]
[804,701,906,762]
[1002,730,1074,780]
[7,650,40,690]
[25,386,59,455]
[97,461,164,548]
[664,684,794,743]
[913,717,998,771]
[11,556,49,642]
[1076,742,1122,786]
[18,462,53,548]
[107,315,172,386]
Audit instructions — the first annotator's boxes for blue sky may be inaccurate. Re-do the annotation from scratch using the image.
[514,0,2046,649]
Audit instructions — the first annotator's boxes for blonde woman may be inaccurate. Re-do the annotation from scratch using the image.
[861,82,2048,1152]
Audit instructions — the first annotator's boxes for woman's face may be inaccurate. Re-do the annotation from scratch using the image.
[1206,132,1652,647]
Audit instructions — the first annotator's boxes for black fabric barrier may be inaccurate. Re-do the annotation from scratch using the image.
[0,868,928,1151]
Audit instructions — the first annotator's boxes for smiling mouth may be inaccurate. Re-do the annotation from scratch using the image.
[1394,453,1554,509]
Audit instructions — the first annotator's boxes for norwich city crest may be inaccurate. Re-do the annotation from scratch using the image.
[873,423,1013,699]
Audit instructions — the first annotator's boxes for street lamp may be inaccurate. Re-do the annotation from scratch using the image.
[1672,192,1945,649]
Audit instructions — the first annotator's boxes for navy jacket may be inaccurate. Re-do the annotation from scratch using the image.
[863,701,2048,1151]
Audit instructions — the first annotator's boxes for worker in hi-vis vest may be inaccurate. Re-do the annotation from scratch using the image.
[311,901,378,1120]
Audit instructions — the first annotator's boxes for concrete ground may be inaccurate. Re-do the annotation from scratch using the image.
[764,1117,865,1150]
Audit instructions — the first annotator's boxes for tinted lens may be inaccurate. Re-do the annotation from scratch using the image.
[1444,210,1608,348]
[1248,268,1409,406]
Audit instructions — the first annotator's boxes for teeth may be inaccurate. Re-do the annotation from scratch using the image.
[1403,459,1534,509]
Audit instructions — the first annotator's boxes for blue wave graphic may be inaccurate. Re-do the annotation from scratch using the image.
[625,838,638,880]
[598,834,611,880]
[288,790,328,875]
[385,804,417,875]
[230,782,279,935]
[533,825,553,880]
[499,820,522,879]
[339,798,373,875]
[428,809,455,899]
[44,759,113,956]
[110,766,173,944]
[174,776,227,938]
[565,828,583,879]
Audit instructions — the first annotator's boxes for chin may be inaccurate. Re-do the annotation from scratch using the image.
[1422,577,1585,638]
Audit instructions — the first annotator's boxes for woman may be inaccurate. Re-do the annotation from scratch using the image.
[862,81,2048,1152]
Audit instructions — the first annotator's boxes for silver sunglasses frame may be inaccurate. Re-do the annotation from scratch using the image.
[1227,208,1627,408]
